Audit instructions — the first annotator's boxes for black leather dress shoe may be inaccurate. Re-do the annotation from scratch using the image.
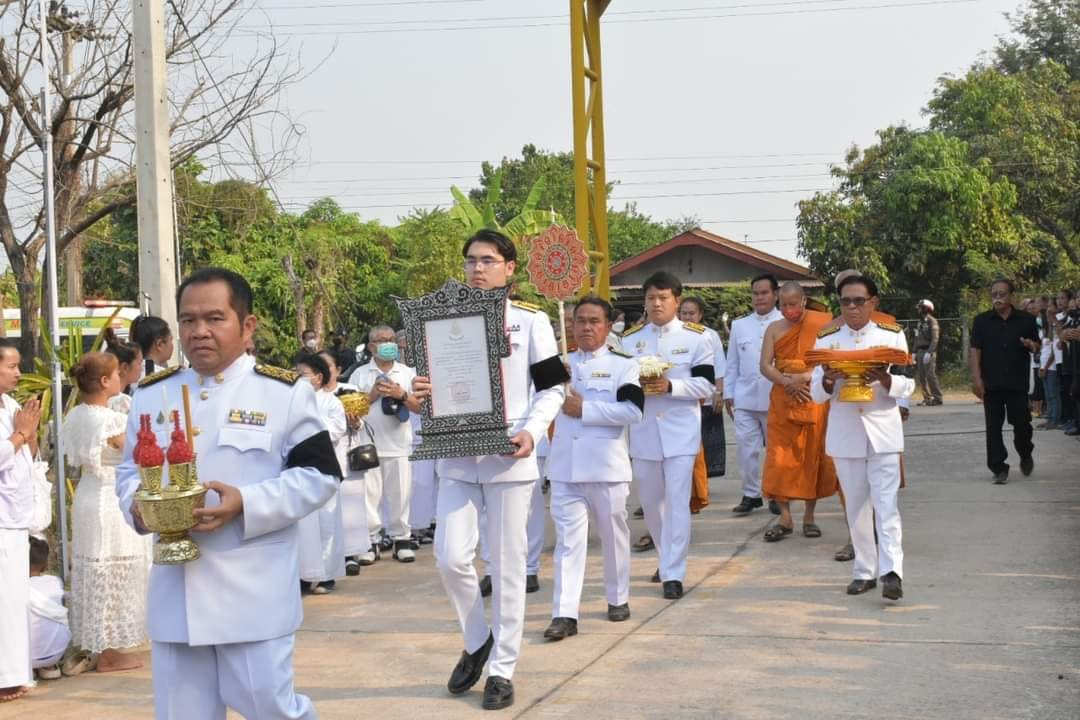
[448,632,493,695]
[482,676,514,710]
[479,575,493,598]
[650,569,660,583]
[846,578,877,595]
[632,505,644,519]
[526,574,540,593]
[1020,455,1034,477]
[632,534,655,553]
[881,571,903,600]
[543,617,578,641]
[607,603,630,622]
[732,496,763,515]
[662,580,683,599]
[992,470,1009,485]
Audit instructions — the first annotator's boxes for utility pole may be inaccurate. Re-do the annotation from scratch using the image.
[132,0,177,340]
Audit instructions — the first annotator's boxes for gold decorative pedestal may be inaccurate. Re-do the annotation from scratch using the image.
[135,461,207,564]
[827,361,887,402]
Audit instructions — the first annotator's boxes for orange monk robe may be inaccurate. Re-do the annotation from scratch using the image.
[763,310,838,502]
[691,445,708,512]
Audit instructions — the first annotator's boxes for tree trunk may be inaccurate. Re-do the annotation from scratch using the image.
[14,261,40,371]
[282,253,306,336]
[312,294,325,342]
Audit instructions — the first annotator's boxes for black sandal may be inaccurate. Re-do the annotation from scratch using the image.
[764,524,794,542]
[803,523,822,538]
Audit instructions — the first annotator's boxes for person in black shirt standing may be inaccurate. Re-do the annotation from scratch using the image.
[970,278,1041,484]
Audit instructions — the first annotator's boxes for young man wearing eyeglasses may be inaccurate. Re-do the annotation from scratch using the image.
[411,230,568,710]
[969,278,1041,484]
[811,274,914,602]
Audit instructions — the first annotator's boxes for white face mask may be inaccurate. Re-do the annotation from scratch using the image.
[304,339,317,350]
[612,321,625,333]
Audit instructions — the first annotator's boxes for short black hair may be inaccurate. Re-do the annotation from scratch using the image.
[0,338,19,360]
[1061,288,1075,301]
[318,349,340,372]
[177,267,254,320]
[838,274,879,298]
[575,295,614,322]
[295,352,331,386]
[750,273,779,292]
[991,277,1015,294]
[642,271,683,298]
[29,536,50,570]
[301,329,317,339]
[129,315,172,355]
[680,296,707,316]
[463,229,517,263]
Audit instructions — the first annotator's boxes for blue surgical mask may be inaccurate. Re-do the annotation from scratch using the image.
[375,342,399,361]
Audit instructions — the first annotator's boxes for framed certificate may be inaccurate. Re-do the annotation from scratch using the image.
[396,280,517,460]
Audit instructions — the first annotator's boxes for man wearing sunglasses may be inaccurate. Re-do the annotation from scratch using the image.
[811,274,914,602]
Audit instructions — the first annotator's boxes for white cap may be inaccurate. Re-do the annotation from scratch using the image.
[918,299,934,312]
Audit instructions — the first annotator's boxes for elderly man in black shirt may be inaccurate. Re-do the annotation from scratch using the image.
[970,278,1041,484]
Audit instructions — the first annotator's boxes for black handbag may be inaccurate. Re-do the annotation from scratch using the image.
[347,424,380,472]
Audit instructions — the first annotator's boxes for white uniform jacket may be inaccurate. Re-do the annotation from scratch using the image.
[810,321,915,458]
[0,394,35,529]
[115,354,340,646]
[624,318,715,460]
[724,309,782,412]
[437,300,568,485]
[548,346,643,484]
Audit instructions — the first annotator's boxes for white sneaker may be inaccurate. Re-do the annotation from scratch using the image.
[37,664,62,680]
[393,541,415,563]
[358,544,379,566]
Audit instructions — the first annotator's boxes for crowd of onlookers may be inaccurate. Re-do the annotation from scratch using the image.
[1019,290,1080,434]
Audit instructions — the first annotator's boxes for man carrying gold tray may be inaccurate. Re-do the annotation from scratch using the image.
[115,268,341,719]
[810,273,914,602]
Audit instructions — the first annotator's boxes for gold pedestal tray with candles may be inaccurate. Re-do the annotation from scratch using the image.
[825,360,888,403]
[637,356,674,395]
[134,385,208,564]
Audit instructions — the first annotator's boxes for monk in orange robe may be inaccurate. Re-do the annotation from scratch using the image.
[758,282,838,541]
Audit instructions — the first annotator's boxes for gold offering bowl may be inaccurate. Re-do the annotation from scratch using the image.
[826,361,888,403]
[340,392,371,420]
[639,361,674,395]
[135,461,207,564]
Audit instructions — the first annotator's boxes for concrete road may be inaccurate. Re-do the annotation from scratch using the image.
[7,399,1079,719]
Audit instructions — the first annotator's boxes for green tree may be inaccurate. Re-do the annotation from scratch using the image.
[996,0,1080,78]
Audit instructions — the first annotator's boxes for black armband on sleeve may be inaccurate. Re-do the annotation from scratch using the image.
[286,430,343,480]
[616,384,645,413]
[530,355,570,392]
[691,364,716,384]
[889,364,915,378]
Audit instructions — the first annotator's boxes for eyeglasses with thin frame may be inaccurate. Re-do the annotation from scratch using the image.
[464,257,505,270]
[839,297,870,307]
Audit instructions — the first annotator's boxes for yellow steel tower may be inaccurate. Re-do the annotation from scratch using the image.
[569,0,612,299]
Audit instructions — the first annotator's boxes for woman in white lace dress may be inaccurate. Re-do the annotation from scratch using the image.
[64,352,151,672]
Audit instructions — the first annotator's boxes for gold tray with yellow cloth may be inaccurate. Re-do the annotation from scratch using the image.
[804,347,912,403]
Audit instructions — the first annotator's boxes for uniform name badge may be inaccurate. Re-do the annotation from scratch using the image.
[395,279,518,460]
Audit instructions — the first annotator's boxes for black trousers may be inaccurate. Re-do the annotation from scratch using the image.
[1063,374,1077,424]
[983,388,1034,474]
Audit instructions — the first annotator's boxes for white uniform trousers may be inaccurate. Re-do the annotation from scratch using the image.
[834,448,904,581]
[0,528,31,688]
[526,478,545,575]
[633,455,696,582]
[550,482,630,619]
[408,458,438,530]
[365,456,412,541]
[297,486,345,583]
[339,474,370,557]
[435,478,534,680]
[733,408,769,498]
[151,636,314,720]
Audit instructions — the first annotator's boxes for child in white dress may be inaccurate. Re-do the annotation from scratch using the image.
[28,536,70,680]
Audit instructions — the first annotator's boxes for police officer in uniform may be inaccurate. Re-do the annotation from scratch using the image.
[624,271,715,600]
[810,274,914,602]
[411,230,567,711]
[116,268,341,719]
[914,299,943,406]
[724,273,783,514]
[543,297,643,641]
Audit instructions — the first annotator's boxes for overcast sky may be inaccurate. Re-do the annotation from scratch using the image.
[237,0,1020,264]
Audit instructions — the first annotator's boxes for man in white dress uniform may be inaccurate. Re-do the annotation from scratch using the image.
[543,298,643,641]
[116,268,341,719]
[624,271,714,601]
[810,274,914,601]
[0,340,42,704]
[724,274,783,515]
[412,229,568,711]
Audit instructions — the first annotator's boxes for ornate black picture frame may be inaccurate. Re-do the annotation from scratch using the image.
[396,280,517,460]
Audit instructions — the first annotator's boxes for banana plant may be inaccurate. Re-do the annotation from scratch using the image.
[449,171,562,242]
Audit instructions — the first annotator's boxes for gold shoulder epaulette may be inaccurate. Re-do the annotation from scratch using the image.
[817,325,841,339]
[621,324,645,338]
[608,346,632,358]
[254,363,300,385]
[138,365,181,388]
[683,322,706,334]
[511,300,542,313]
[876,321,902,333]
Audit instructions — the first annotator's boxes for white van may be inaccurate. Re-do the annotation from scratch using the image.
[2,302,142,352]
